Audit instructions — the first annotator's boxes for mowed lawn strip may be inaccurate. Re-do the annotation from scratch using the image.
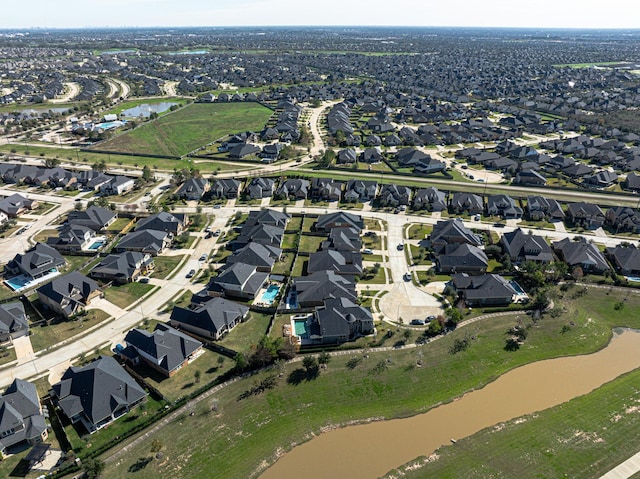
[101,286,640,479]
[103,282,156,309]
[94,102,273,157]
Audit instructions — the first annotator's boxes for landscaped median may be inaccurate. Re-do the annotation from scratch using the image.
[98,285,640,479]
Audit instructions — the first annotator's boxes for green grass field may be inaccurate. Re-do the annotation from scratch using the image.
[101,285,640,479]
[103,282,156,309]
[94,102,273,157]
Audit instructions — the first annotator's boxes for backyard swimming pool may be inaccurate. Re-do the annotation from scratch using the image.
[294,319,309,338]
[259,285,280,305]
[87,239,106,250]
[509,280,526,295]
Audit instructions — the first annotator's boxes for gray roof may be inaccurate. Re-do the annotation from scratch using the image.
[177,177,209,199]
[308,250,363,275]
[451,273,517,301]
[36,271,101,315]
[293,270,356,307]
[316,211,364,232]
[67,206,116,231]
[136,212,186,234]
[245,209,290,228]
[450,192,483,212]
[606,245,640,274]
[170,297,249,336]
[118,229,170,255]
[0,379,46,451]
[0,302,28,338]
[52,356,146,427]
[90,251,151,282]
[124,324,202,374]
[553,238,610,272]
[430,219,483,249]
[235,223,284,249]
[7,242,66,278]
[501,228,554,263]
[225,243,281,270]
[214,262,268,295]
[0,193,35,216]
[311,297,373,339]
[437,243,488,272]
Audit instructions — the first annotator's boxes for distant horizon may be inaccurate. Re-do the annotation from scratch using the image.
[2,0,639,30]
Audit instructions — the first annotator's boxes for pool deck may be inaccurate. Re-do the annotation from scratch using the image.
[253,283,282,307]
[4,270,61,292]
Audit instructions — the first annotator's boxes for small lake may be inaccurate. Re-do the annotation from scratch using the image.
[119,102,178,118]
[261,329,640,479]
[100,49,136,55]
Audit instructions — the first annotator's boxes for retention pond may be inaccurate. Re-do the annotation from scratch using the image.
[262,329,640,479]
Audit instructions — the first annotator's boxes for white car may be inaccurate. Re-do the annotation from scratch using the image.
[362,248,373,254]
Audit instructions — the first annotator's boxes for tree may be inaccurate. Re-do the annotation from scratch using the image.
[194,370,201,384]
[302,355,318,373]
[44,157,60,168]
[150,439,163,453]
[141,165,154,182]
[82,458,105,479]
[318,351,331,366]
[92,159,107,173]
[234,352,248,371]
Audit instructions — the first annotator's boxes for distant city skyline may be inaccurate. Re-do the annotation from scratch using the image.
[2,0,640,30]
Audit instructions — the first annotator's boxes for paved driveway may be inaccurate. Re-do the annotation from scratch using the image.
[13,335,35,365]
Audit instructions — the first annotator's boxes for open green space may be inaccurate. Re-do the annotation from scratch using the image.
[218,312,273,354]
[298,234,325,253]
[132,350,233,403]
[101,285,640,479]
[28,309,110,353]
[103,282,156,309]
[152,255,185,279]
[94,102,273,157]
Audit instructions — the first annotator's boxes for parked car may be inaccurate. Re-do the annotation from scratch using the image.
[403,272,412,281]
[213,229,221,236]
[199,254,208,261]
[410,319,425,326]
[474,215,481,221]
[426,315,436,321]
[493,222,506,228]
[138,276,150,283]
[186,269,196,278]
[362,248,373,254]
[397,243,404,251]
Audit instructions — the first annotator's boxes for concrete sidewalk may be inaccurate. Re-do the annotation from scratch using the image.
[600,452,640,479]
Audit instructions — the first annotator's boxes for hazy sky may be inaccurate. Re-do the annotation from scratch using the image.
[2,0,639,29]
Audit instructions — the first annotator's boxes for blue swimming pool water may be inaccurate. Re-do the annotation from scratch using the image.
[510,281,525,294]
[95,121,125,130]
[294,319,308,338]
[88,240,106,250]
[5,276,30,291]
[260,285,280,304]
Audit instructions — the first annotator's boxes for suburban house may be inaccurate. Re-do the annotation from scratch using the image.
[6,243,66,280]
[244,209,290,228]
[337,148,357,164]
[378,184,411,207]
[234,223,285,250]
[514,169,547,186]
[623,172,640,192]
[90,252,154,284]
[209,262,268,300]
[210,178,241,199]
[0,379,48,457]
[67,206,117,231]
[169,297,249,340]
[606,245,640,276]
[429,219,483,253]
[228,142,261,159]
[121,323,203,378]
[321,227,362,252]
[486,194,523,219]
[501,229,554,263]
[344,179,378,202]
[136,212,188,235]
[47,224,96,253]
[307,250,363,276]
[246,177,275,199]
[316,211,364,232]
[177,177,210,201]
[292,270,356,309]
[275,178,310,200]
[116,229,171,256]
[526,196,566,222]
[0,193,37,217]
[0,301,29,343]
[436,243,488,274]
[311,177,343,202]
[412,187,447,211]
[605,206,640,234]
[99,175,135,196]
[566,202,606,230]
[305,297,374,345]
[225,242,282,272]
[36,271,103,318]
[449,192,484,215]
[413,156,446,175]
[50,356,147,434]
[449,273,517,307]
[552,238,610,273]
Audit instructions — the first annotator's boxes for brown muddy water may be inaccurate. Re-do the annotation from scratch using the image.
[261,329,640,479]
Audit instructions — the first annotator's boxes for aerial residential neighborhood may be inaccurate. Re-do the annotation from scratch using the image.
[0,16,638,479]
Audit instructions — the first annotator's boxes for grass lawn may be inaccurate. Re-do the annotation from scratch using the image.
[218,312,273,354]
[302,216,317,233]
[364,254,385,263]
[271,252,295,276]
[103,282,156,309]
[32,228,58,243]
[365,218,383,231]
[281,233,299,250]
[407,223,433,240]
[101,285,640,479]
[409,244,430,266]
[107,216,135,233]
[62,254,96,273]
[359,267,388,284]
[298,234,326,254]
[94,102,273,157]
[0,345,16,367]
[152,255,185,279]
[285,216,303,232]
[363,234,382,250]
[292,256,308,277]
[132,350,233,403]
[29,309,110,353]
